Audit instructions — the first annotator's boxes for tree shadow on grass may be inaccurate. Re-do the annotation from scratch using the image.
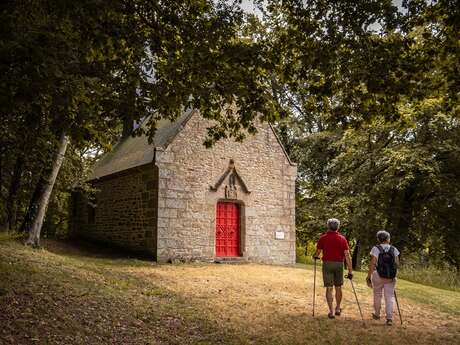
[19,239,460,345]
[42,238,155,263]
[0,241,244,345]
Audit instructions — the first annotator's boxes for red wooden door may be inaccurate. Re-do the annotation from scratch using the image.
[216,202,240,257]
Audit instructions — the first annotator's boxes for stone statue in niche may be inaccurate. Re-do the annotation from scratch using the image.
[210,158,250,196]
[225,171,237,199]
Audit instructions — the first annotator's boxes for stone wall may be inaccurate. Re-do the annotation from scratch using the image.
[155,111,297,264]
[70,164,158,257]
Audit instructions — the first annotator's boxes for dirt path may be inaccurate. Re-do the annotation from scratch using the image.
[124,263,460,344]
[1,240,459,345]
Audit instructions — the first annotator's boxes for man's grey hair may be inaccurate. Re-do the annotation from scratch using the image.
[377,230,391,243]
[327,218,340,231]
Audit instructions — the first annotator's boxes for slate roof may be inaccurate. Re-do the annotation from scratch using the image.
[90,108,295,180]
[89,109,195,180]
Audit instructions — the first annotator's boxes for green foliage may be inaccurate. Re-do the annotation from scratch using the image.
[398,266,460,292]
[266,0,460,271]
[296,242,318,265]
[295,246,308,264]
[0,0,131,232]
[0,0,278,238]
[1,0,458,265]
[106,0,283,146]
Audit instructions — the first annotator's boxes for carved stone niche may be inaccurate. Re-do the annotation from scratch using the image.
[210,159,251,199]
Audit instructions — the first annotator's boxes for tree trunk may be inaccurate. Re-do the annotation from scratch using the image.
[352,239,361,270]
[0,148,3,197]
[0,149,6,232]
[20,171,47,233]
[25,131,69,247]
[122,114,134,139]
[6,155,25,231]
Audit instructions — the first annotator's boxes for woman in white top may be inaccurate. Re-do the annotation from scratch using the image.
[366,231,400,326]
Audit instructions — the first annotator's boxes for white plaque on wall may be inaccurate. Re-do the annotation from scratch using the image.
[275,231,285,240]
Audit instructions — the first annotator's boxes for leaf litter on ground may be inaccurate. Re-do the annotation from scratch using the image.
[0,239,459,345]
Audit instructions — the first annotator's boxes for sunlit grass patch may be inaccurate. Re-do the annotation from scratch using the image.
[1,239,459,345]
[398,266,459,292]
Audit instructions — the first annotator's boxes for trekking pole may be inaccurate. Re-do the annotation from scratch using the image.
[312,257,317,317]
[394,289,403,325]
[348,277,365,325]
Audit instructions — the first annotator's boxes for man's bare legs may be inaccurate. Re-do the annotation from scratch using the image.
[326,286,343,316]
[326,287,334,315]
[335,286,342,313]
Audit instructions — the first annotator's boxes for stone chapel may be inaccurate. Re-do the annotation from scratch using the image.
[70,109,297,264]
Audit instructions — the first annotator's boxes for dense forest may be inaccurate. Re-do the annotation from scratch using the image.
[1,0,458,272]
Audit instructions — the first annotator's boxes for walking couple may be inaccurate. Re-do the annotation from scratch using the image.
[313,218,400,325]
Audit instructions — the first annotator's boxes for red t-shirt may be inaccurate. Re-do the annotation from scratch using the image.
[317,230,349,262]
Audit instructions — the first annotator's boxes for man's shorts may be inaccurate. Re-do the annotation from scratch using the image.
[322,261,344,287]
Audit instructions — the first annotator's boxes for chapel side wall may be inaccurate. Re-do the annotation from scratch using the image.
[156,112,297,264]
[71,164,158,257]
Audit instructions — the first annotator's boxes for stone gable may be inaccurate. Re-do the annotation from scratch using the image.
[155,111,296,264]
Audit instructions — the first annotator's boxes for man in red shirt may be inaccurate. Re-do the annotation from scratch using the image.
[314,218,353,319]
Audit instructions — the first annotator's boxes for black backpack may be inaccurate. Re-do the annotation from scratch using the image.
[376,245,397,279]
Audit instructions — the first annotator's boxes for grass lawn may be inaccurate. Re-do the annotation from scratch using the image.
[1,239,459,345]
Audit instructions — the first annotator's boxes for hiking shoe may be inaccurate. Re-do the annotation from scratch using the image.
[386,319,393,326]
[328,312,335,319]
[372,314,380,320]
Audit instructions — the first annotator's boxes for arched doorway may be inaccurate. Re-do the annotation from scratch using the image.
[215,202,240,257]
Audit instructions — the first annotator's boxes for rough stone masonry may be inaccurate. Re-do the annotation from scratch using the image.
[70,109,297,264]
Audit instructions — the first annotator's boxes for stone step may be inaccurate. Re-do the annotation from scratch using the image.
[214,257,247,264]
